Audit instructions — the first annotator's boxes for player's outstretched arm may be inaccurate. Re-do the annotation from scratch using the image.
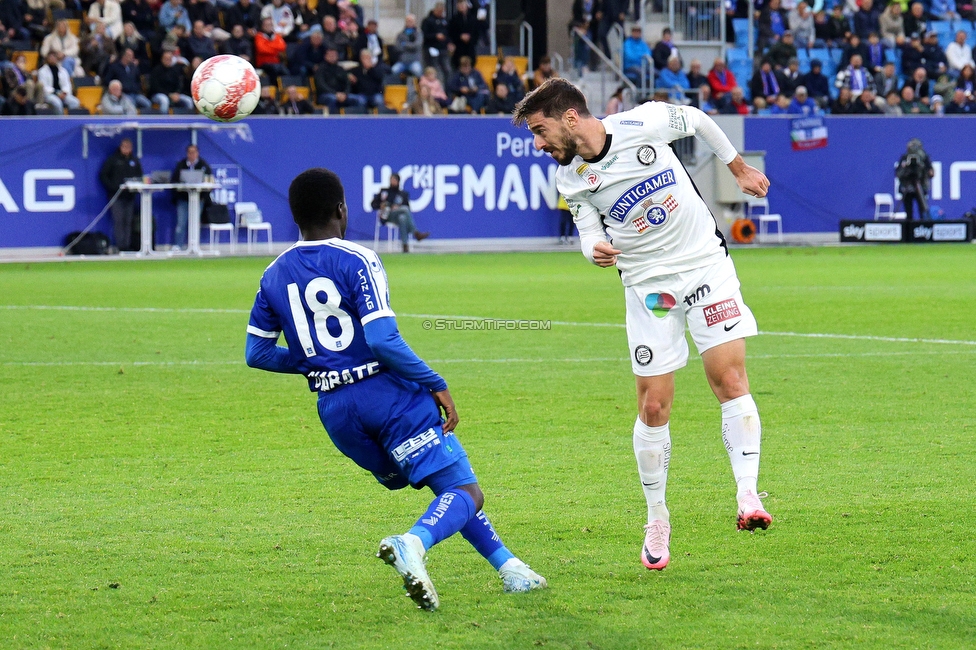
[244,333,301,373]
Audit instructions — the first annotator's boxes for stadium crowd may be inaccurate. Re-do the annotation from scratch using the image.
[617,0,976,116]
[0,0,558,116]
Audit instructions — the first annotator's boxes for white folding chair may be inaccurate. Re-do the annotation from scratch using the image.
[372,208,399,253]
[234,201,273,254]
[873,192,906,220]
[746,197,783,244]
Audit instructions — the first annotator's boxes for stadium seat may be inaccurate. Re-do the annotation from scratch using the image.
[14,50,38,71]
[277,74,307,91]
[733,18,750,48]
[75,86,103,114]
[383,84,408,112]
[874,193,906,220]
[340,104,367,114]
[746,197,782,243]
[67,107,90,115]
[66,18,81,36]
[373,210,399,253]
[73,75,98,87]
[235,201,273,254]
[475,55,498,88]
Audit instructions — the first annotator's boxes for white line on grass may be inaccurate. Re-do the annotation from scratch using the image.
[4,305,976,347]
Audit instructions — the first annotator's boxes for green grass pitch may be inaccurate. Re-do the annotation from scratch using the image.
[1,245,974,649]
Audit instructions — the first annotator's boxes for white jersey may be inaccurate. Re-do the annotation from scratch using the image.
[558,102,739,286]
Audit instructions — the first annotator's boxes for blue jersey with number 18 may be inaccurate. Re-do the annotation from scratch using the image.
[247,239,394,392]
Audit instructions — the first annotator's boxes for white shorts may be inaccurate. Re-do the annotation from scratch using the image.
[624,255,758,376]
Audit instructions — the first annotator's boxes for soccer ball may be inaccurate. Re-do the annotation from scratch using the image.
[191,55,261,122]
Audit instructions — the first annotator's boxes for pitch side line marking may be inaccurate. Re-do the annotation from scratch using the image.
[4,305,976,347]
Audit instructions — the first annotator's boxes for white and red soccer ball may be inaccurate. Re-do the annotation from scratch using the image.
[191,55,261,122]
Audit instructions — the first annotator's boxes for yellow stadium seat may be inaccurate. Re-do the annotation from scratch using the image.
[383,84,408,112]
[475,55,498,89]
[66,18,81,36]
[76,86,103,114]
[511,56,529,79]
[14,50,38,72]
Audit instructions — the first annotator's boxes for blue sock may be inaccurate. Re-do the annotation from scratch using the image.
[460,510,516,570]
[408,490,477,551]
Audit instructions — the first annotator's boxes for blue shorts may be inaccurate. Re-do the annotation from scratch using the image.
[316,372,475,491]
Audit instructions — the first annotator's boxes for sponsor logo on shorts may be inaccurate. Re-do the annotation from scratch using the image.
[683,283,711,306]
[644,292,677,318]
[619,120,644,126]
[703,299,742,327]
[637,145,657,166]
[634,345,653,366]
[607,170,676,222]
[391,427,440,462]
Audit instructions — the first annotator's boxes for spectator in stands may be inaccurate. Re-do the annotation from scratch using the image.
[342,18,360,55]
[652,27,677,71]
[449,0,479,69]
[605,84,625,115]
[319,15,349,59]
[902,3,929,43]
[318,0,339,22]
[946,87,976,112]
[864,32,885,74]
[657,54,690,101]
[707,56,737,106]
[686,58,706,92]
[227,0,262,38]
[121,0,156,41]
[171,144,212,251]
[767,30,797,70]
[853,0,880,39]
[781,57,802,96]
[0,0,30,42]
[150,50,192,112]
[824,4,850,48]
[767,93,791,114]
[88,0,124,39]
[188,0,224,40]
[289,26,325,76]
[41,19,81,78]
[878,2,905,49]
[2,54,45,105]
[446,55,488,113]
[255,16,288,82]
[261,0,295,39]
[281,85,314,114]
[38,51,81,113]
[492,56,525,103]
[852,86,883,113]
[946,31,975,77]
[922,31,948,80]
[187,19,217,66]
[905,65,932,104]
[484,81,516,114]
[117,22,150,73]
[883,90,903,114]
[875,61,900,98]
[835,54,875,99]
[159,0,192,34]
[931,93,945,114]
[419,64,449,108]
[532,54,558,90]
[99,138,142,252]
[720,85,749,114]
[315,46,364,113]
[355,19,384,65]
[422,2,451,82]
[898,84,930,113]
[789,2,815,49]
[957,64,975,98]
[252,85,280,114]
[105,47,152,109]
[409,82,442,114]
[622,25,652,84]
[23,0,53,43]
[786,85,818,114]
[758,0,788,50]
[751,59,784,105]
[81,21,116,78]
[900,32,925,77]
[371,173,429,253]
[839,33,869,69]
[100,78,137,114]
[830,86,855,113]
[221,24,254,61]
[930,0,959,22]
[392,14,423,80]
[696,84,717,113]
[799,58,830,107]
[751,96,769,114]
[349,48,385,110]
[0,86,36,115]
[292,0,319,39]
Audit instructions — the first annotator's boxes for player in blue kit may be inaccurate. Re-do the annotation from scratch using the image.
[244,167,546,611]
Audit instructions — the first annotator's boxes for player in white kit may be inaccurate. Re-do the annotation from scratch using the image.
[514,78,772,570]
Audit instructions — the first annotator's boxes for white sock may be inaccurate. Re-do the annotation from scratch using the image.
[721,394,761,498]
[634,417,671,523]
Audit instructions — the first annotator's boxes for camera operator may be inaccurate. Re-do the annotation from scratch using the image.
[896,138,934,221]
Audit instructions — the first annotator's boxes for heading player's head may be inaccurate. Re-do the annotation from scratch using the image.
[289,167,348,239]
[512,78,592,166]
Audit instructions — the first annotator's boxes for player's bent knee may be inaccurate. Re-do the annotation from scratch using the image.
[457,483,485,511]
[638,398,671,426]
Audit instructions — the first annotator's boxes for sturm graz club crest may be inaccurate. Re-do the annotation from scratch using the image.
[634,345,653,366]
[637,145,656,166]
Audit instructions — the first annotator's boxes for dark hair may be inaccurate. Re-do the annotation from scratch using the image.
[289,167,345,229]
[512,77,590,126]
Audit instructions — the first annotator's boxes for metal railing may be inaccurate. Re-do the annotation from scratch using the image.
[573,29,639,112]
[550,51,565,77]
[668,0,726,45]
[519,21,533,68]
